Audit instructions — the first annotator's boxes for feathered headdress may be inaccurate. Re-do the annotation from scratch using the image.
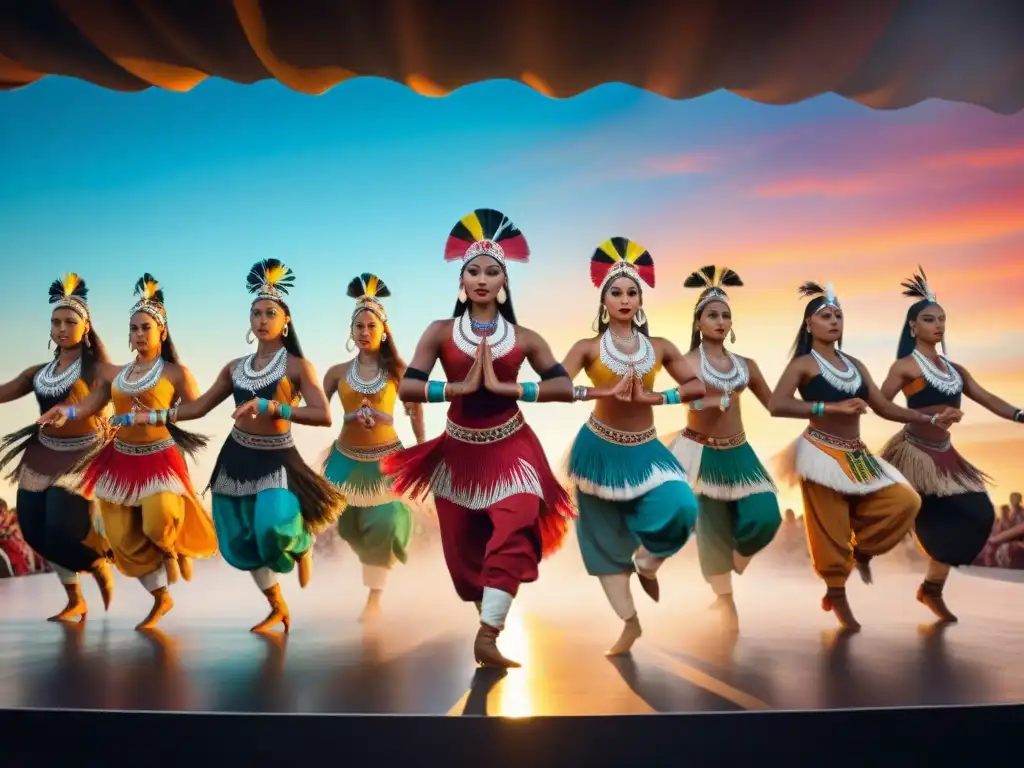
[684,265,743,314]
[444,208,530,268]
[590,237,655,292]
[347,272,391,324]
[130,273,167,325]
[247,259,296,305]
[799,281,840,314]
[48,273,90,321]
[900,265,937,304]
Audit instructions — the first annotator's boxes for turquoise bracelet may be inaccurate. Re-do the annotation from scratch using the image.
[658,389,682,406]
[518,382,539,403]
[280,403,292,421]
[257,398,270,415]
[426,381,447,403]
[811,401,825,417]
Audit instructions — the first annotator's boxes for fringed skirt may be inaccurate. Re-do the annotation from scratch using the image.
[209,428,344,536]
[380,410,573,558]
[668,428,776,501]
[323,439,403,508]
[0,424,104,495]
[775,427,908,496]
[879,427,994,565]
[567,415,688,501]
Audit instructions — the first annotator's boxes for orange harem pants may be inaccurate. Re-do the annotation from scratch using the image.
[800,481,921,588]
[435,493,542,602]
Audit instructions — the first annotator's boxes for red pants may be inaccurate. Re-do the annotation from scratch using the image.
[435,493,542,602]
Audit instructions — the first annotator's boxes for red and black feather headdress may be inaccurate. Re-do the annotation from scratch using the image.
[444,208,529,268]
[684,265,743,312]
[590,237,655,291]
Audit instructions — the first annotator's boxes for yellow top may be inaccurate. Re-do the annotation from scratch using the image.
[338,369,400,448]
[112,375,176,446]
[46,378,105,439]
[585,356,662,391]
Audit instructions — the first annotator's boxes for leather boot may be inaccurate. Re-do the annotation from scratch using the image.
[251,584,291,633]
[917,580,958,623]
[135,587,174,631]
[473,623,521,668]
[606,615,642,656]
[91,561,115,611]
[822,587,861,631]
[48,581,87,622]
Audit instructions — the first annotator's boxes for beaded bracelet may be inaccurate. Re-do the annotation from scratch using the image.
[518,382,539,403]
[690,399,704,411]
[658,389,682,406]
[67,406,77,421]
[572,385,588,402]
[810,401,825,417]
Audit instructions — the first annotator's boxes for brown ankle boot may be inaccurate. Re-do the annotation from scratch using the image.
[822,587,861,631]
[177,554,193,582]
[91,561,114,611]
[135,587,174,631]
[917,580,958,623]
[164,555,181,585]
[473,623,521,668]
[297,551,313,589]
[48,582,87,622]
[606,615,642,656]
[251,584,291,633]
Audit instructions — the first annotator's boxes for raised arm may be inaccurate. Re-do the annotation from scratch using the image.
[398,321,447,403]
[957,363,1023,422]
[768,358,815,419]
[855,358,954,427]
[0,366,40,405]
[171,364,234,422]
[745,358,773,410]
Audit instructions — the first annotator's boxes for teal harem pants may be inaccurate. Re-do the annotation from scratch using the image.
[567,417,698,620]
[669,429,781,594]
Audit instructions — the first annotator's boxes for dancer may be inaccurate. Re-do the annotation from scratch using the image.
[879,268,1019,621]
[0,274,114,620]
[666,266,782,631]
[562,238,703,655]
[38,274,218,630]
[769,281,959,631]
[322,273,423,622]
[158,259,343,633]
[382,208,574,668]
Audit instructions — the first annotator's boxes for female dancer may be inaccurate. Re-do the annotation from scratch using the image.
[382,208,574,668]
[0,274,114,620]
[562,238,704,655]
[322,273,423,621]
[667,266,781,631]
[38,275,219,630]
[769,281,959,631]
[879,268,1020,621]
[155,259,343,633]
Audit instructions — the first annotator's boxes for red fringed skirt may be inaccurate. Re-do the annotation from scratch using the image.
[81,438,199,508]
[380,411,573,558]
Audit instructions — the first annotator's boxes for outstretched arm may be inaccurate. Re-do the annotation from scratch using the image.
[857,359,949,426]
[171,364,234,422]
[958,364,1023,422]
[0,366,40,405]
[746,358,773,411]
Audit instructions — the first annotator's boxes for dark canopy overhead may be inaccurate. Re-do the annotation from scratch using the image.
[1,0,1022,114]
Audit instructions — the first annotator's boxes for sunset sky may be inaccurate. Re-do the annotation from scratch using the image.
[1,77,1022,518]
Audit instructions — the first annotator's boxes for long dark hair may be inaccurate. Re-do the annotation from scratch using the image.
[593,273,650,337]
[52,323,110,386]
[683,266,744,350]
[452,264,519,325]
[46,275,109,384]
[790,281,843,358]
[896,267,939,359]
[276,299,306,359]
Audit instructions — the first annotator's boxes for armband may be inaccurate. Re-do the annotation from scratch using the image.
[518,382,539,403]
[539,364,568,381]
[658,389,682,406]
[426,381,448,403]
[404,367,429,382]
[1013,408,1023,423]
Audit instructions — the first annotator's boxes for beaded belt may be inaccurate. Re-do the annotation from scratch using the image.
[230,428,295,451]
[682,428,746,449]
[805,427,865,452]
[587,415,657,446]
[335,439,403,462]
[903,426,951,452]
[114,437,175,456]
[445,412,524,444]
[38,431,101,452]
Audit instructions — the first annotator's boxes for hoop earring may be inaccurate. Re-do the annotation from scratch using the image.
[634,308,647,327]
[458,288,468,303]
[910,327,916,338]
[246,329,254,345]
[381,332,388,343]
[497,286,507,305]
[600,306,610,324]
[283,324,290,338]
[346,337,355,353]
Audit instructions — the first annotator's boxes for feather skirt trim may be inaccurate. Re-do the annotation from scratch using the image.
[773,429,908,496]
[879,428,988,497]
[0,425,104,494]
[565,420,687,502]
[323,442,398,508]
[80,439,199,507]
[668,432,776,501]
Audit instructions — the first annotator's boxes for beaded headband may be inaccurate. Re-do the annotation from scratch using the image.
[48,273,91,322]
[130,274,167,326]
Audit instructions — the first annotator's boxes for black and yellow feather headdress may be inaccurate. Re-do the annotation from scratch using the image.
[444,208,530,268]
[590,237,655,291]
[684,265,743,313]
[48,273,90,321]
[130,273,167,325]
[246,259,296,305]
[347,272,391,325]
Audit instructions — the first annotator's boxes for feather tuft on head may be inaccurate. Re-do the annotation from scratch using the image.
[900,265,936,302]
[686,265,743,312]
[246,259,296,299]
[47,273,90,319]
[590,237,656,290]
[133,273,164,305]
[798,281,826,299]
[346,273,391,300]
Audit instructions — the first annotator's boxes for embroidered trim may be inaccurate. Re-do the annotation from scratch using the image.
[428,457,544,509]
[445,412,524,444]
[230,428,295,451]
[902,426,951,452]
[805,427,864,452]
[38,431,101,452]
[113,438,175,456]
[335,439,403,462]
[586,414,657,446]
[211,467,289,497]
[680,428,747,449]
